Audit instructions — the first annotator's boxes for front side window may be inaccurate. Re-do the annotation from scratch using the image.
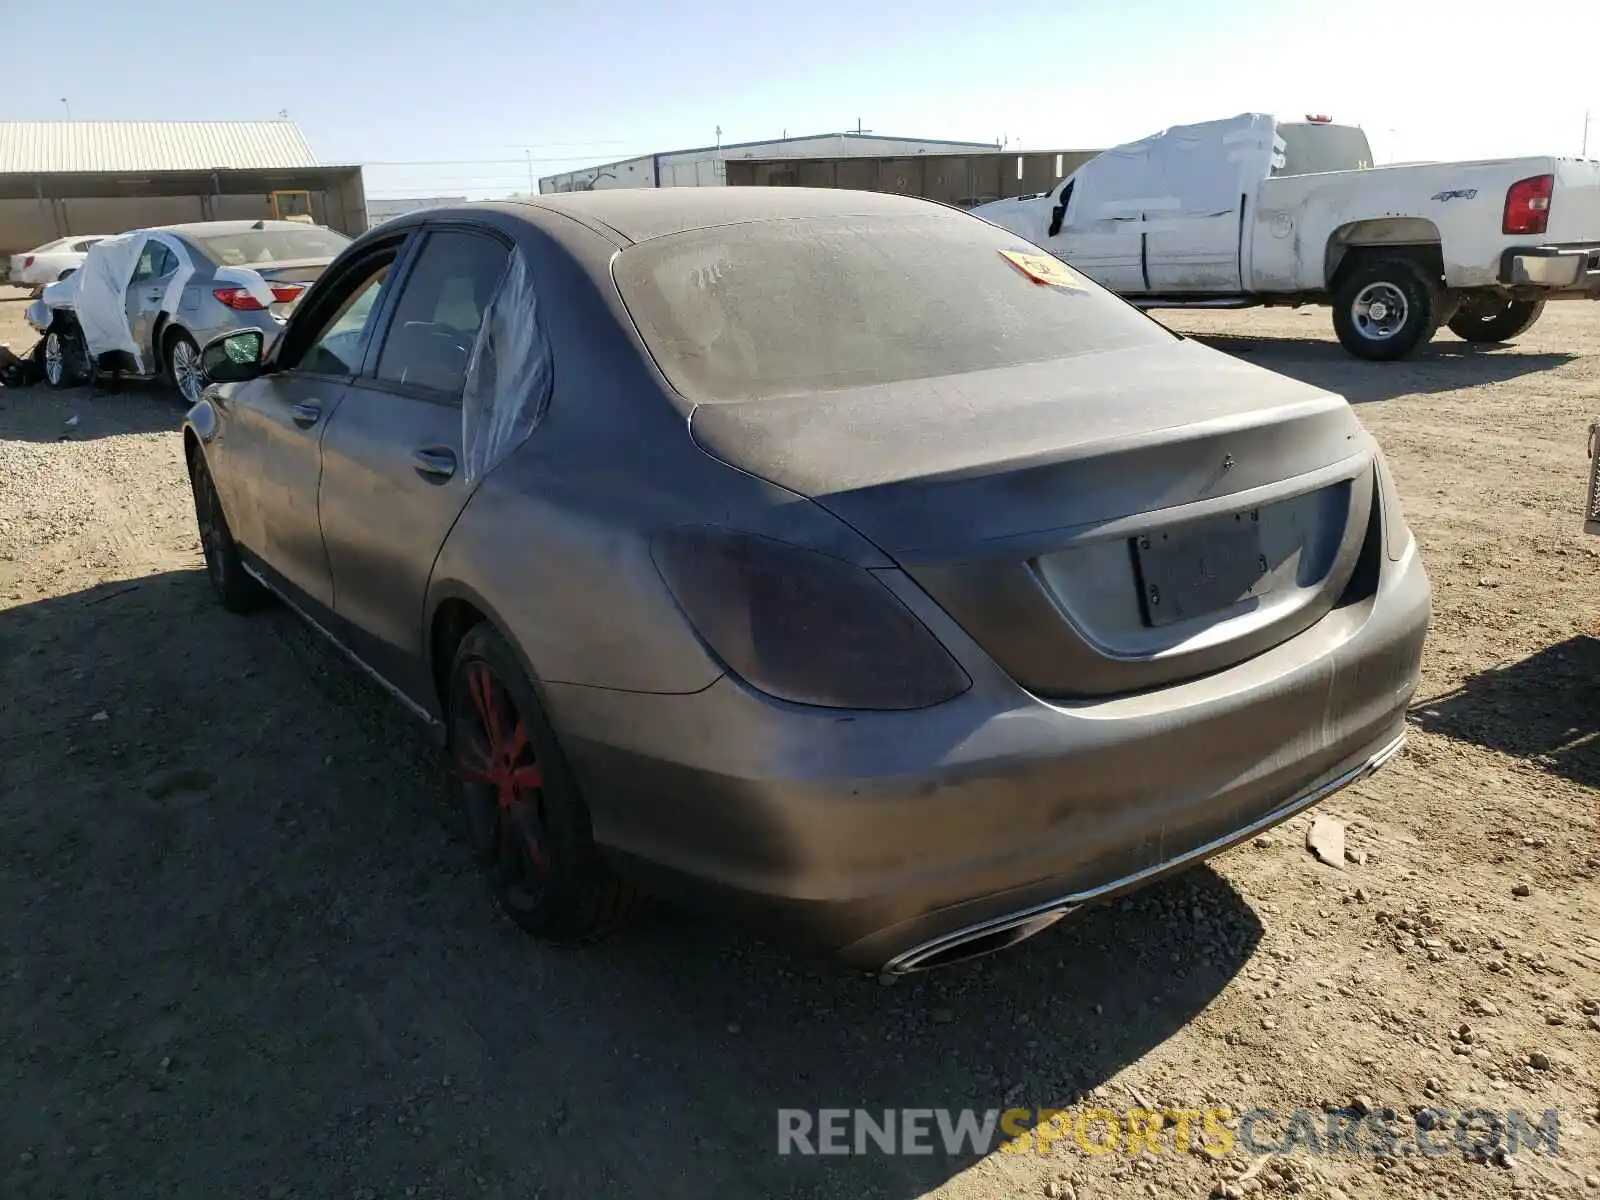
[299,263,390,376]
[375,230,509,399]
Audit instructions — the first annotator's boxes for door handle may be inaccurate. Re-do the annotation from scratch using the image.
[411,446,457,482]
[290,402,321,428]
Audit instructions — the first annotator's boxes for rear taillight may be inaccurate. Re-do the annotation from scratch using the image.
[652,527,971,710]
[22,256,34,268]
[1503,174,1553,236]
[269,283,305,304]
[213,287,266,311]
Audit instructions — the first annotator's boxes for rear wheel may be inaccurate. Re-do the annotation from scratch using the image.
[188,448,265,613]
[1331,258,1444,362]
[166,329,204,405]
[447,624,644,942]
[1447,296,1545,344]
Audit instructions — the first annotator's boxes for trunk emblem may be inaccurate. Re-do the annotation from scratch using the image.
[1222,454,1234,472]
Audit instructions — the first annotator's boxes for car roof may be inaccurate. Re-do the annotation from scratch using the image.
[490,187,945,245]
[147,219,336,238]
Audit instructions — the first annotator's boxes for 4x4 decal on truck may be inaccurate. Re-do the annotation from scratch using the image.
[1430,188,1479,202]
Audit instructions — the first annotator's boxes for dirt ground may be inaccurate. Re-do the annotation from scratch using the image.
[1,291,1596,1200]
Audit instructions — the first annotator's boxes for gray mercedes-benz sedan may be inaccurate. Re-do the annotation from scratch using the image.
[183,189,1429,974]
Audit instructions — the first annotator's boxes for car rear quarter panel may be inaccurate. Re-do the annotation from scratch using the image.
[424,212,890,699]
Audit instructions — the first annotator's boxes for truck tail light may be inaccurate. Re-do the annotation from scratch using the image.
[212,286,266,311]
[1503,174,1553,236]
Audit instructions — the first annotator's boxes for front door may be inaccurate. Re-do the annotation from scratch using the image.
[317,226,512,698]
[1048,180,1147,294]
[124,238,178,371]
[217,246,399,611]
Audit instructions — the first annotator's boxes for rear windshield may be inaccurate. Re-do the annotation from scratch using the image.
[1275,124,1374,176]
[193,226,351,268]
[613,212,1174,403]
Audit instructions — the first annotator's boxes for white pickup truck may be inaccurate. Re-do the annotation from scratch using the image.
[973,113,1600,361]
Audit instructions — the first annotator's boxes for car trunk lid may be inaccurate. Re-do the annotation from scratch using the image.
[242,258,333,318]
[689,339,1377,697]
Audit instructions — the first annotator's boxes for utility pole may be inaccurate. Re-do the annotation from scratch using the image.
[525,149,535,195]
[60,98,71,120]
[715,125,722,149]
[1585,111,1593,158]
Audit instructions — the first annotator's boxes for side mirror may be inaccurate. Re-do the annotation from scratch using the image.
[199,329,266,384]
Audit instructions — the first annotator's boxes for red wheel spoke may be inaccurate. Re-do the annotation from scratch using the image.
[508,762,543,790]
[467,663,504,751]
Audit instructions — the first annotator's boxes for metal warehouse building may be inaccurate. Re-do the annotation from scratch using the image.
[538,131,999,193]
[0,120,368,257]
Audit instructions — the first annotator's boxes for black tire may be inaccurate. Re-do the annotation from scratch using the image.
[41,324,88,389]
[166,328,205,405]
[188,447,266,613]
[1331,258,1444,362]
[447,624,644,943]
[1447,297,1545,344]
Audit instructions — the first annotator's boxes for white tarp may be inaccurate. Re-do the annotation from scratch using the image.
[1068,113,1282,223]
[460,245,553,487]
[972,113,1288,242]
[39,231,195,372]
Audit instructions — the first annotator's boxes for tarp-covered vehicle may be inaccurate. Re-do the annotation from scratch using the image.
[26,220,350,401]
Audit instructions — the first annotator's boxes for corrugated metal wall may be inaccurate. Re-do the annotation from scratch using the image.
[725,149,1103,207]
[539,135,1000,193]
[0,169,367,257]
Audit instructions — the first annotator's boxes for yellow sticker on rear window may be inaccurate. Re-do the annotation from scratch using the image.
[999,249,1086,291]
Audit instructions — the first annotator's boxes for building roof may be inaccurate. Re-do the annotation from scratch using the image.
[0,120,319,174]
[539,131,999,185]
[666,131,1000,157]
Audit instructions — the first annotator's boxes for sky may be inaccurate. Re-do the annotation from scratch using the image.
[8,0,1599,200]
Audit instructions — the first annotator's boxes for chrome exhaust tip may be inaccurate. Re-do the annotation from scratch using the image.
[881,905,1080,976]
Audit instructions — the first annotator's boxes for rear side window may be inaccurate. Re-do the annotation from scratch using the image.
[375,229,509,398]
[613,211,1174,403]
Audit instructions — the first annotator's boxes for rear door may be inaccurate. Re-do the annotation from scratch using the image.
[1144,197,1246,293]
[214,236,407,611]
[316,224,512,698]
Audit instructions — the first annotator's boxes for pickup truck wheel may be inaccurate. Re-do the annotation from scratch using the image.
[1332,259,1443,362]
[1447,297,1545,344]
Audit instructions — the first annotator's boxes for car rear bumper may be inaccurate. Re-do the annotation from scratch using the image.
[1498,243,1600,291]
[543,539,1430,971]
